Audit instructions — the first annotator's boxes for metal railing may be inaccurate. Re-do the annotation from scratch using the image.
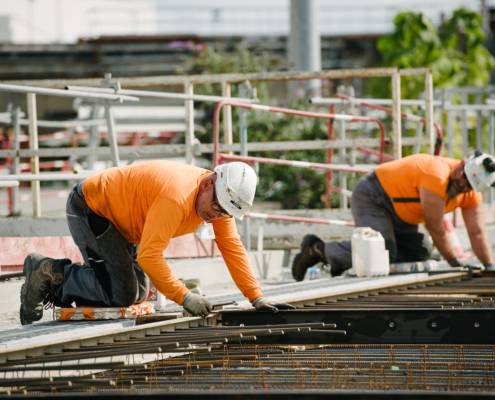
[0,68,441,243]
[0,83,137,217]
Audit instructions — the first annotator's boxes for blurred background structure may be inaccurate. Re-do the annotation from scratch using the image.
[0,0,493,229]
[0,0,490,43]
[0,0,493,79]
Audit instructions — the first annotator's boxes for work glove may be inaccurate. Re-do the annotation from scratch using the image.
[182,292,212,317]
[483,263,495,272]
[447,258,483,272]
[252,297,296,313]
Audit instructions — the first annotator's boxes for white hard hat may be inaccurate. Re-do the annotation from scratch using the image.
[464,152,495,192]
[214,162,258,220]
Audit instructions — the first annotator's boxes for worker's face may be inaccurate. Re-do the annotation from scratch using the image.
[196,174,230,222]
[447,161,472,197]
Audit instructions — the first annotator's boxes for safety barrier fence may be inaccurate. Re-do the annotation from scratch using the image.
[311,94,441,207]
[0,67,431,243]
[0,83,138,217]
[2,69,494,263]
[0,80,257,217]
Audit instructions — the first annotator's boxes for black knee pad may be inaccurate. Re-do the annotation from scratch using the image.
[384,239,398,263]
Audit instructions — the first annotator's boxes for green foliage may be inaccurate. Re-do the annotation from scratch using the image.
[440,8,494,87]
[190,46,278,75]
[373,8,494,98]
[245,106,329,209]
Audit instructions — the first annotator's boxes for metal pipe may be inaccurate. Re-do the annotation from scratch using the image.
[104,103,120,166]
[311,97,443,107]
[391,70,402,159]
[10,107,22,215]
[221,82,233,153]
[247,212,354,226]
[239,81,252,250]
[26,92,41,217]
[447,103,495,111]
[218,153,371,174]
[0,138,387,159]
[212,100,386,166]
[329,94,443,155]
[424,70,435,154]
[0,172,91,181]
[86,105,101,169]
[0,181,20,188]
[184,82,195,165]
[0,117,105,128]
[66,85,258,104]
[12,67,402,89]
[0,83,138,102]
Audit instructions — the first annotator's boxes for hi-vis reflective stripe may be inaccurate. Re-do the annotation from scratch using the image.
[247,212,354,226]
[56,302,155,321]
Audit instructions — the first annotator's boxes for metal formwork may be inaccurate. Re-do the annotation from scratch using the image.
[0,272,495,397]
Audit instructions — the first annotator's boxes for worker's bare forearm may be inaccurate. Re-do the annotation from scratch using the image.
[468,231,494,265]
[425,224,457,262]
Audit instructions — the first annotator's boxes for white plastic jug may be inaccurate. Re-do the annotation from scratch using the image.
[351,227,390,277]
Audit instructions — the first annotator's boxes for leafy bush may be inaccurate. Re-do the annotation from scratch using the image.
[372,8,494,98]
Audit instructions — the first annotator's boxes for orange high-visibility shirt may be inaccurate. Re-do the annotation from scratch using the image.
[82,160,263,304]
[375,154,482,225]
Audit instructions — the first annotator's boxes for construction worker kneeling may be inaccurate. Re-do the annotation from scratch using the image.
[292,152,495,281]
[20,160,294,325]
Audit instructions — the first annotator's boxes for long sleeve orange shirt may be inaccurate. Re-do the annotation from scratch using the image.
[82,160,263,305]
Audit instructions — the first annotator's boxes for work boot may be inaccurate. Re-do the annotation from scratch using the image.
[291,234,326,281]
[19,253,63,325]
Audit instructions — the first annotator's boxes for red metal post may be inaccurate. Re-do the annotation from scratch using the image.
[212,100,386,167]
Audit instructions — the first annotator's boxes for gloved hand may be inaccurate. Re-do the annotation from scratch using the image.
[182,292,212,317]
[447,258,479,268]
[252,297,296,313]
[483,263,495,272]
[447,258,464,267]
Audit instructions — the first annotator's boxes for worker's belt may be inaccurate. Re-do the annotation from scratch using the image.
[391,197,420,203]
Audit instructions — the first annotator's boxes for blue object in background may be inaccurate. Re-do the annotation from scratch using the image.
[307,265,319,280]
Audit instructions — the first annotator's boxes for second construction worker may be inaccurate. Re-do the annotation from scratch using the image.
[20,160,293,325]
[292,152,495,280]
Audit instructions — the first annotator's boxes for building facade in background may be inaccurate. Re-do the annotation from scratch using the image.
[0,0,488,44]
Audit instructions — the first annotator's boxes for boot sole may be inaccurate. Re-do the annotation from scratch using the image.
[19,254,43,325]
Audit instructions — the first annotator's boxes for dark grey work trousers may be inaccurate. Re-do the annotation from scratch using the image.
[324,172,432,272]
[54,184,149,307]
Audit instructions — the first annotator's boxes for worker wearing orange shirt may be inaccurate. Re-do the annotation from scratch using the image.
[292,152,495,281]
[20,161,293,325]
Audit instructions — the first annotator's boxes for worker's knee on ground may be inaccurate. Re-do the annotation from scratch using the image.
[384,239,398,263]
[414,245,432,261]
[112,287,139,307]
[418,235,434,260]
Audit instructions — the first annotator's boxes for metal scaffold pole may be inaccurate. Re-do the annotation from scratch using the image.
[26,93,41,217]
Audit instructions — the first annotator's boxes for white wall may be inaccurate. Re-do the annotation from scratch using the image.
[0,0,488,44]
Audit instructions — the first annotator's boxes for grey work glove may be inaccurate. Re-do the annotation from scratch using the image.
[182,292,212,317]
[483,263,495,272]
[447,258,482,271]
[252,297,296,313]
